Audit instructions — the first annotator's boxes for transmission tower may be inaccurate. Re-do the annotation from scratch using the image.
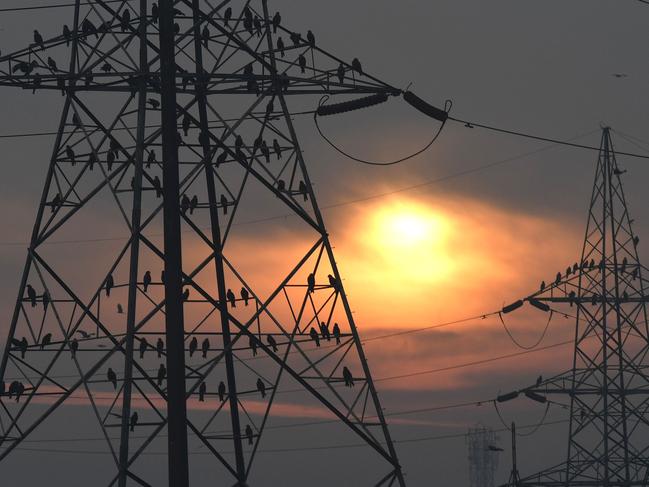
[497,127,649,486]
[468,423,501,487]
[0,1,448,485]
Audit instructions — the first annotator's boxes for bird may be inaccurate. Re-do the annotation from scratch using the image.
[336,63,345,84]
[182,288,190,301]
[540,280,545,291]
[272,12,281,33]
[198,382,206,402]
[12,337,28,359]
[245,424,254,445]
[298,181,308,201]
[33,30,45,49]
[218,381,226,402]
[47,57,58,72]
[226,288,236,308]
[120,9,131,32]
[256,378,266,398]
[153,176,162,198]
[157,363,166,386]
[201,25,210,47]
[105,274,114,297]
[201,338,210,358]
[147,98,160,109]
[107,368,117,389]
[63,25,72,46]
[130,411,138,431]
[351,58,363,74]
[307,273,315,293]
[117,303,124,314]
[276,37,285,57]
[536,375,543,386]
[261,140,270,163]
[614,168,627,176]
[333,323,341,344]
[66,145,76,165]
[143,270,152,292]
[189,337,198,357]
[223,7,232,26]
[151,2,159,23]
[487,445,504,452]
[249,336,257,356]
[240,288,250,306]
[306,30,315,47]
[328,274,339,291]
[612,73,628,78]
[342,366,354,387]
[267,335,278,352]
[77,329,93,339]
[190,195,198,215]
[320,322,330,341]
[309,327,320,347]
[156,338,164,358]
[40,333,52,350]
[70,338,79,358]
[180,195,190,215]
[298,54,306,73]
[253,16,262,37]
[26,284,37,307]
[273,139,282,159]
[182,114,191,136]
[290,31,301,46]
[219,194,228,215]
[147,150,156,168]
[139,338,148,359]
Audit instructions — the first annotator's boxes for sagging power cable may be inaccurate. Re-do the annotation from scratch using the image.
[314,92,451,166]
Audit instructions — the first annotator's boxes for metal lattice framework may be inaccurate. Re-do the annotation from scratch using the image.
[0,1,412,485]
[467,424,500,487]
[501,128,649,486]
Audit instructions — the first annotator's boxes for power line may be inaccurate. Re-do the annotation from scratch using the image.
[0,0,128,13]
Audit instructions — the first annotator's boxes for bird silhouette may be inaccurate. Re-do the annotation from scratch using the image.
[120,9,131,32]
[249,336,258,356]
[351,58,363,74]
[333,323,341,344]
[298,55,307,73]
[147,98,160,109]
[152,176,162,198]
[309,327,320,347]
[256,378,266,398]
[130,411,138,431]
[226,289,236,308]
[47,56,58,71]
[157,363,166,386]
[117,303,124,314]
[267,335,278,352]
[272,12,281,33]
[143,270,152,292]
[487,445,504,452]
[40,333,52,350]
[105,274,114,297]
[201,25,210,47]
[33,30,45,49]
[307,273,315,293]
[245,424,254,445]
[276,37,285,57]
[156,338,164,358]
[241,288,250,306]
[223,7,232,26]
[320,322,331,341]
[328,274,339,291]
[147,150,156,168]
[139,338,148,359]
[107,368,117,389]
[26,284,37,307]
[298,181,308,201]
[183,288,190,301]
[540,280,545,291]
[70,338,79,358]
[201,338,210,358]
[151,2,159,23]
[614,168,627,176]
[342,366,354,387]
[63,25,72,46]
[290,31,301,46]
[306,30,315,47]
[66,145,76,165]
[217,381,227,402]
[77,329,93,339]
[189,337,198,357]
[273,139,282,159]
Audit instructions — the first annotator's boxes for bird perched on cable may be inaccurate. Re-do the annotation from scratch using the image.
[33,30,45,50]
[77,329,93,339]
[614,168,627,176]
[536,375,543,386]
[219,194,228,214]
[333,323,341,344]
[351,58,363,74]
[201,338,210,358]
[147,98,160,109]
[143,270,152,292]
[157,363,166,387]
[272,12,281,33]
[298,181,308,201]
[40,333,52,350]
[12,337,28,359]
[156,338,164,358]
[249,336,258,356]
[261,140,270,163]
[320,322,331,341]
[152,176,162,198]
[328,274,340,291]
[307,273,315,294]
[190,195,198,215]
[290,31,301,46]
[182,288,190,301]
[298,54,307,73]
[26,284,37,307]
[139,338,148,359]
[487,445,504,452]
[130,411,138,431]
[273,139,282,160]
[243,7,253,34]
[245,424,254,445]
[182,114,191,136]
[306,30,315,48]
[199,382,206,402]
[276,37,285,57]
[226,288,236,308]
[309,327,320,347]
[147,150,156,168]
[342,366,354,387]
[256,378,266,398]
[70,338,79,358]
[223,7,232,26]
[189,336,198,357]
[117,303,124,314]
[218,381,226,402]
[63,24,72,46]
[336,63,345,85]
[267,335,278,353]
[540,280,545,292]
[47,57,58,72]
[253,16,262,37]
[201,25,210,47]
[105,273,114,297]
[241,288,250,306]
[107,367,117,389]
[120,9,131,32]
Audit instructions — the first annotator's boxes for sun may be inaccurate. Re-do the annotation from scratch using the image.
[363,200,455,282]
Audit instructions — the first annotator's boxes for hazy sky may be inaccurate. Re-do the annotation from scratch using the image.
[1,1,649,485]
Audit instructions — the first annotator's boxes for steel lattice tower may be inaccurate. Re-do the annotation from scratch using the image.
[499,128,649,486]
[0,1,413,485]
[467,424,500,487]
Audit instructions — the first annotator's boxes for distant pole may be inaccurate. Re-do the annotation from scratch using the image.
[509,422,520,487]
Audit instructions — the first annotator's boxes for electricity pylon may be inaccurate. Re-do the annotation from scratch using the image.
[497,128,649,486]
[0,1,444,485]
